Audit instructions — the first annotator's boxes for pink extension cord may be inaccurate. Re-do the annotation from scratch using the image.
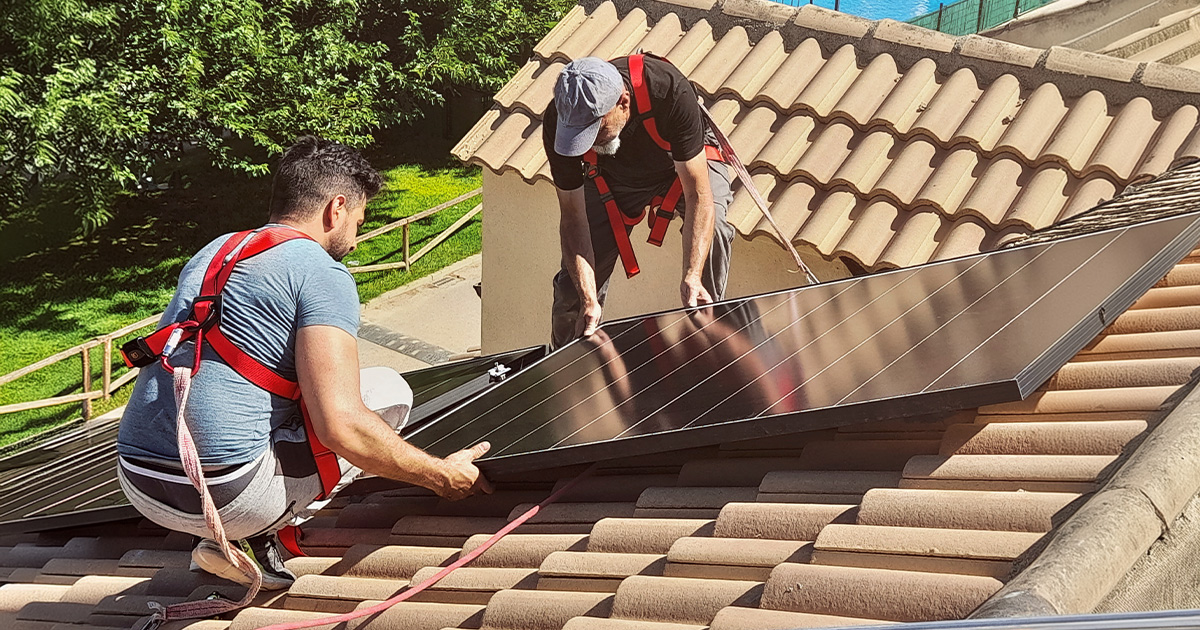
[254,463,599,630]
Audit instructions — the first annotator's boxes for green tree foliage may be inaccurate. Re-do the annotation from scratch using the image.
[0,0,569,233]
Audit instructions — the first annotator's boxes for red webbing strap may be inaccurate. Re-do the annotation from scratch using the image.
[301,399,341,499]
[200,230,254,296]
[585,150,644,279]
[197,226,315,399]
[648,179,684,247]
[628,54,671,152]
[205,327,301,399]
[645,146,724,248]
[204,227,312,296]
[277,525,305,558]
[254,465,600,630]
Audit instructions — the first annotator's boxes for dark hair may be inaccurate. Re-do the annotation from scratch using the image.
[269,136,382,220]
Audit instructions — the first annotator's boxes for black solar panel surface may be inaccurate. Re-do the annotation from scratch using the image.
[409,210,1200,473]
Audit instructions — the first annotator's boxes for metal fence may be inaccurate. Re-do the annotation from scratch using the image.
[908,0,1058,35]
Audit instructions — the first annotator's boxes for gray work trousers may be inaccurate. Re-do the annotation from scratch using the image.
[117,367,412,541]
[551,159,735,349]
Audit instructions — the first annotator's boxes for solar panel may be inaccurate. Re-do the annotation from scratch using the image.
[408,210,1200,474]
[0,349,546,534]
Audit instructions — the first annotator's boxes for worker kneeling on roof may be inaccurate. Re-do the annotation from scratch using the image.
[544,54,735,348]
[115,137,493,591]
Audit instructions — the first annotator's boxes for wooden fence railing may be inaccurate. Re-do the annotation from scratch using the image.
[0,188,482,424]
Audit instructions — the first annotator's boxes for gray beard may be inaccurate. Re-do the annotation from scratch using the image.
[593,136,621,156]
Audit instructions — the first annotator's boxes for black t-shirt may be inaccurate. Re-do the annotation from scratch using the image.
[543,56,708,191]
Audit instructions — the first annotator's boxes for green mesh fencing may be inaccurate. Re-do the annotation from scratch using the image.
[908,0,1057,34]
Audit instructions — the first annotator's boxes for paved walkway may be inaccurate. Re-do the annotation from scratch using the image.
[357,254,483,374]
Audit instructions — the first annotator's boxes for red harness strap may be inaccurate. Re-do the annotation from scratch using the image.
[121,226,343,502]
[582,54,725,279]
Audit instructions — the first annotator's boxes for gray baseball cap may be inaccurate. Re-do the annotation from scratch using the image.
[553,57,624,157]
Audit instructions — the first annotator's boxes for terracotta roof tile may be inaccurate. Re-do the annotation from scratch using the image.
[939,421,1146,456]
[857,488,1080,531]
[708,606,891,630]
[480,589,613,630]
[453,0,1200,270]
[288,574,407,603]
[714,502,856,540]
[325,544,458,580]
[588,518,715,554]
[610,575,763,624]
[460,533,588,568]
[563,618,704,630]
[665,537,811,576]
[762,563,1001,620]
[405,567,539,604]
[902,454,1118,483]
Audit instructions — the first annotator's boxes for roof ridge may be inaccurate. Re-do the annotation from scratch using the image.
[564,0,1200,115]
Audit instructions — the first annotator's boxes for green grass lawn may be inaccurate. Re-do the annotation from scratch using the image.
[0,156,482,450]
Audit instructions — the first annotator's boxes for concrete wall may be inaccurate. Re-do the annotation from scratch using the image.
[984,0,1197,50]
[480,171,849,353]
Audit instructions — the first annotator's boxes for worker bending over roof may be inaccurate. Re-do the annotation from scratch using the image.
[115,137,492,590]
[543,54,736,347]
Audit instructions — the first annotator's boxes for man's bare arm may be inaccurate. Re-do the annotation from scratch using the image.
[295,325,492,500]
[558,186,603,337]
[674,151,715,307]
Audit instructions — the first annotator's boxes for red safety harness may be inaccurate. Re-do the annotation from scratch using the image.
[583,53,724,279]
[120,226,343,514]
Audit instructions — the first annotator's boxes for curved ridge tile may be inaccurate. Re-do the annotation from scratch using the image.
[587,8,651,60]
[721,31,789,101]
[931,216,991,263]
[752,116,819,174]
[727,173,782,233]
[534,5,590,61]
[1039,90,1111,174]
[757,38,825,112]
[1005,166,1072,230]
[793,190,859,254]
[875,209,944,270]
[638,13,686,57]
[691,27,753,95]
[793,45,861,119]
[830,200,904,270]
[1177,123,1200,167]
[951,74,1022,152]
[1057,176,1120,222]
[664,19,716,75]
[870,57,940,136]
[1087,97,1158,181]
[993,83,1068,163]
[909,68,982,145]
[870,138,939,207]
[827,54,901,128]
[728,107,782,167]
[913,149,980,215]
[512,62,565,117]
[791,122,857,184]
[556,2,622,61]
[958,156,1026,227]
[1133,105,1199,181]
[471,112,539,174]
[828,131,897,195]
[755,180,822,241]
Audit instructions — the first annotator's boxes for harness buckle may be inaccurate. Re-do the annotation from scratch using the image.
[582,161,600,180]
[120,336,158,368]
[187,295,223,332]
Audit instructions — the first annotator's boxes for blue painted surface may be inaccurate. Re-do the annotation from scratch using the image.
[773,0,933,21]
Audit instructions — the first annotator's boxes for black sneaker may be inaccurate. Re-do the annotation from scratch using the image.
[190,534,296,590]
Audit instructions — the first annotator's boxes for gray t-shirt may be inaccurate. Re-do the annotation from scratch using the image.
[117,227,360,465]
